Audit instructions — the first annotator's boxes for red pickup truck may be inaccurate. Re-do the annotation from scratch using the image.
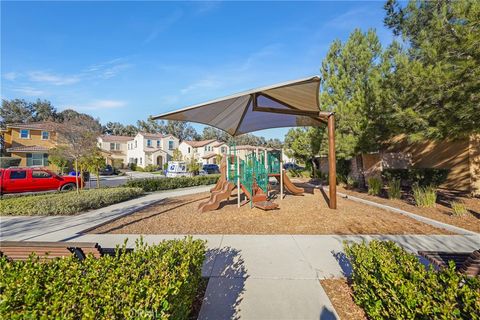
[0,167,83,195]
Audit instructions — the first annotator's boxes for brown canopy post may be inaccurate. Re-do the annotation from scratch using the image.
[328,113,337,209]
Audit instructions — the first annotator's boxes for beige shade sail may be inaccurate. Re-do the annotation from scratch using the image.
[152,76,328,136]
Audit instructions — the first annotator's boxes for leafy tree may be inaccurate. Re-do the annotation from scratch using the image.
[172,148,183,161]
[103,122,137,136]
[31,99,57,121]
[0,99,34,127]
[202,127,229,141]
[320,28,388,157]
[161,120,200,141]
[55,119,100,192]
[48,147,71,174]
[79,149,106,188]
[56,109,102,132]
[136,116,162,134]
[383,0,480,139]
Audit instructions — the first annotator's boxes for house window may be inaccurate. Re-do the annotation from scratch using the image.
[157,140,160,148]
[135,140,137,148]
[139,157,142,165]
[26,153,48,167]
[41,131,49,140]
[168,141,174,150]
[204,146,207,151]
[20,129,30,139]
[147,139,152,147]
[221,147,226,153]
[115,143,120,150]
[110,143,115,150]
[10,170,27,179]
[188,147,191,153]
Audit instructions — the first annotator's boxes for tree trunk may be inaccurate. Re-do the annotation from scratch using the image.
[96,169,100,188]
[74,159,79,194]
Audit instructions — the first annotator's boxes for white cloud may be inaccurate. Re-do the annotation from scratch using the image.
[84,58,132,79]
[3,72,19,81]
[28,71,81,85]
[180,78,222,95]
[76,99,127,110]
[11,86,45,96]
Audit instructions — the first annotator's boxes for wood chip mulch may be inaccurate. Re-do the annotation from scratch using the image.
[320,278,367,320]
[337,186,480,233]
[90,183,452,235]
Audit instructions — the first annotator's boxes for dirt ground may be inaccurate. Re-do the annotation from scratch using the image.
[90,183,451,235]
[336,186,480,233]
[321,279,367,320]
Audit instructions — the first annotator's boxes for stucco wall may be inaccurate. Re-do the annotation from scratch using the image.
[470,135,480,196]
[384,135,473,192]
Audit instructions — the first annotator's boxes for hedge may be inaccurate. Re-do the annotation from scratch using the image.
[382,168,449,187]
[345,240,480,319]
[0,187,144,216]
[0,237,206,319]
[125,175,220,192]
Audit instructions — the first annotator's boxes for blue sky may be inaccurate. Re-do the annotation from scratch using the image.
[1,1,394,140]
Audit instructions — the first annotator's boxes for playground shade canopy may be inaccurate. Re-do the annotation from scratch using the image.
[152,76,328,136]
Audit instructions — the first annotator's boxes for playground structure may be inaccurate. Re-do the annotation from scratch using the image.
[154,76,338,209]
[198,145,304,212]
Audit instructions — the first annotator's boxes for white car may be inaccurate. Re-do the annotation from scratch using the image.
[166,161,191,178]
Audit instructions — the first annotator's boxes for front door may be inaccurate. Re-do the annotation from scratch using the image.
[156,156,163,168]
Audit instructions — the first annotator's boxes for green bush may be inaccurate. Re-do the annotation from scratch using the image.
[0,157,21,168]
[125,175,220,192]
[143,164,159,172]
[367,177,382,196]
[346,176,359,189]
[382,168,449,187]
[0,187,144,216]
[412,184,437,207]
[345,240,480,319]
[451,201,468,216]
[387,178,401,199]
[0,237,206,319]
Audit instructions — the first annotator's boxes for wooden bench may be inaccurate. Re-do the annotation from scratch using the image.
[0,241,103,261]
[419,249,480,277]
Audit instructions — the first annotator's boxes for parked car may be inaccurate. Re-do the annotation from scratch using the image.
[283,162,304,170]
[68,170,90,182]
[0,167,84,195]
[99,165,115,176]
[202,164,220,174]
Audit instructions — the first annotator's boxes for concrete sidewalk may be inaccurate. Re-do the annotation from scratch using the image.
[69,233,479,320]
[0,185,212,241]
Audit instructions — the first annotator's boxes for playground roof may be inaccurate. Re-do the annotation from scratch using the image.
[152,76,330,136]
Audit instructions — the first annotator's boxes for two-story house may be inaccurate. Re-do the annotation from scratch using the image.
[97,135,132,168]
[178,140,229,164]
[126,132,179,168]
[3,122,58,169]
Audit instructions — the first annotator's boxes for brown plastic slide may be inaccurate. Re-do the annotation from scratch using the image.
[274,172,304,195]
[198,181,236,213]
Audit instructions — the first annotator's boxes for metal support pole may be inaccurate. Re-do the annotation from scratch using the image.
[237,155,240,208]
[280,149,284,200]
[328,113,337,209]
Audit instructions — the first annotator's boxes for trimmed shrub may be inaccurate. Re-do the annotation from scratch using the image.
[346,176,359,189]
[143,164,159,172]
[412,184,437,207]
[451,201,468,216]
[382,168,449,187]
[0,187,144,216]
[0,237,206,319]
[387,178,401,199]
[0,157,21,168]
[367,177,382,196]
[345,240,480,319]
[125,175,220,192]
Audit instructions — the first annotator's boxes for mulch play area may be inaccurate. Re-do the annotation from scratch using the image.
[337,186,480,233]
[320,279,367,320]
[90,184,453,235]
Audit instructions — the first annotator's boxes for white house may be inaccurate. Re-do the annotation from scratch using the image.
[97,135,132,168]
[126,132,179,168]
[178,140,229,165]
